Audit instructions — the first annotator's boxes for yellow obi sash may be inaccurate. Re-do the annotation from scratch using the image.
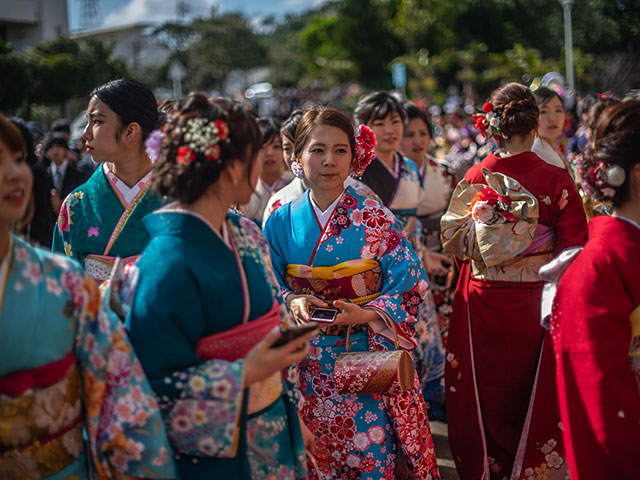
[285,259,382,305]
[0,364,84,478]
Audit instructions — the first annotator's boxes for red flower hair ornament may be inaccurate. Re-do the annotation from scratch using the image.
[352,125,377,176]
[472,102,502,141]
[147,117,230,167]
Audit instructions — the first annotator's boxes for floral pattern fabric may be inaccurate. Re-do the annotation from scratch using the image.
[0,234,175,479]
[264,186,440,479]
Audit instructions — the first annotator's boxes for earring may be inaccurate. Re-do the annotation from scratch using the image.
[292,161,306,179]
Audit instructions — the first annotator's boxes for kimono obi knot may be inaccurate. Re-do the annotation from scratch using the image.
[0,356,84,478]
[285,259,383,305]
[195,300,281,362]
[84,253,140,285]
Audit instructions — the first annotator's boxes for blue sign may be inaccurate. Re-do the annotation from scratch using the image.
[392,62,406,88]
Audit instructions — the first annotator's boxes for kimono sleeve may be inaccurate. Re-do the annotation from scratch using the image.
[52,192,82,262]
[551,253,640,479]
[358,203,430,350]
[549,177,587,253]
[262,210,293,297]
[65,265,176,478]
[126,260,245,459]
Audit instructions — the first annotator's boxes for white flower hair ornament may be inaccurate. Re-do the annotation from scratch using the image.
[588,160,626,198]
[352,125,377,177]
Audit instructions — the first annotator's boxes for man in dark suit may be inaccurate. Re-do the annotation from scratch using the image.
[36,134,93,247]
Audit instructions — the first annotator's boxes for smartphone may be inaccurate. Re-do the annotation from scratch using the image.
[309,307,339,324]
[270,322,319,349]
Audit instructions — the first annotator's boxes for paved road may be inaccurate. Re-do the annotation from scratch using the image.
[431,420,460,480]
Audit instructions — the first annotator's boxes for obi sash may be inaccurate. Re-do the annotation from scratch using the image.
[84,254,139,285]
[285,259,382,305]
[195,301,282,414]
[0,351,84,478]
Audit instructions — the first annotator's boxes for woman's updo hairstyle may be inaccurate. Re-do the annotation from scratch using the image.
[403,102,433,138]
[281,109,304,141]
[586,95,620,133]
[489,82,539,139]
[579,100,640,207]
[294,107,355,160]
[152,92,261,205]
[91,78,158,141]
[353,91,406,126]
[533,87,564,110]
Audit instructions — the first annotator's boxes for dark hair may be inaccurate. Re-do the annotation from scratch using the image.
[152,92,261,205]
[578,94,596,118]
[579,100,640,207]
[0,113,26,160]
[90,78,158,141]
[42,134,69,155]
[257,117,281,146]
[403,102,433,138]
[489,82,539,138]
[354,91,406,126]
[281,110,304,141]
[533,87,564,110]
[587,95,620,132]
[51,118,71,135]
[10,117,37,167]
[294,108,355,160]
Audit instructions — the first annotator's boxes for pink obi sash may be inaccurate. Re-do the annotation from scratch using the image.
[195,300,280,361]
[195,301,282,414]
[84,254,139,285]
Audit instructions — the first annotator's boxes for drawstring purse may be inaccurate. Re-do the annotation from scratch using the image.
[333,322,414,395]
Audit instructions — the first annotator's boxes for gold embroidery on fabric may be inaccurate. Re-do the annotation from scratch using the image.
[248,372,282,414]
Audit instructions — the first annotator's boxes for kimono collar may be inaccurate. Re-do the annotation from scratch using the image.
[310,190,344,229]
[0,235,12,313]
[103,163,153,207]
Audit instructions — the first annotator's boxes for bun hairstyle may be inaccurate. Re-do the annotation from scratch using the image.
[353,91,406,127]
[294,108,355,160]
[579,100,640,207]
[489,82,539,139]
[152,92,261,205]
[91,78,158,141]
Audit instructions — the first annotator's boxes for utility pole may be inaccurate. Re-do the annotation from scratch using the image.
[559,0,575,91]
[80,0,102,31]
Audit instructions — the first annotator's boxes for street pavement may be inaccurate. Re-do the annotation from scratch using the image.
[431,420,460,480]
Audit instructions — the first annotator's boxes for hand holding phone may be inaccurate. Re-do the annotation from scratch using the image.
[270,322,320,349]
[309,307,339,324]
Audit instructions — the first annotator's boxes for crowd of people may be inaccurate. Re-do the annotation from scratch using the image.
[1,76,638,480]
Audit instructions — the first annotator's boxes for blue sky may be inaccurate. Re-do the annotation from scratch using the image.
[67,0,322,31]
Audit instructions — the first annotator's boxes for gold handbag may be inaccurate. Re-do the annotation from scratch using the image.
[333,322,414,395]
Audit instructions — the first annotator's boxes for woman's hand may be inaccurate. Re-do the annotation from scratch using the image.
[422,250,452,277]
[287,294,327,324]
[243,327,317,388]
[332,300,379,326]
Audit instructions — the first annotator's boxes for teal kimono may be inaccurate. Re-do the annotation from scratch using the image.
[52,164,163,283]
[0,234,176,479]
[126,208,307,480]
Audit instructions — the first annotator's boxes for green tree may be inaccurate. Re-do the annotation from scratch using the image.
[0,41,30,112]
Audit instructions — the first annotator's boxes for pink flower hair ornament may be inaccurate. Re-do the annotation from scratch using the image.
[587,160,625,198]
[472,102,502,141]
[352,124,377,176]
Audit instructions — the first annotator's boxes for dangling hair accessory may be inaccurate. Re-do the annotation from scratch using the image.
[352,124,377,176]
[144,129,164,164]
[472,102,502,141]
[291,160,306,179]
[588,160,626,198]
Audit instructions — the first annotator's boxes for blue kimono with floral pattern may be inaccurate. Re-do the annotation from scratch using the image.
[0,234,175,479]
[263,186,440,480]
[126,209,307,479]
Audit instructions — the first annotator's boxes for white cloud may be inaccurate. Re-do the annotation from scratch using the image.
[103,0,219,28]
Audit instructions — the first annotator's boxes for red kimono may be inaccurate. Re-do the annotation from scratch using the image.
[551,215,640,479]
[441,151,587,479]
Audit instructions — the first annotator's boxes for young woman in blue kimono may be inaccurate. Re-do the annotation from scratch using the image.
[53,79,164,285]
[354,92,446,418]
[263,108,440,479]
[0,115,176,478]
[125,93,317,479]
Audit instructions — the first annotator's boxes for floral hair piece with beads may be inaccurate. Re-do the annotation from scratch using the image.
[586,159,626,199]
[352,124,377,176]
[144,117,230,167]
[472,102,502,141]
